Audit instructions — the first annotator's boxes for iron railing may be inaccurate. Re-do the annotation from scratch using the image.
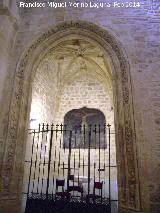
[24,124,117,213]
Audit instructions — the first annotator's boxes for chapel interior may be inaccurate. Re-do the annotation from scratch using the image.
[0,1,160,213]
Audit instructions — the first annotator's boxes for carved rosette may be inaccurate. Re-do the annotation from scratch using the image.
[0,21,140,210]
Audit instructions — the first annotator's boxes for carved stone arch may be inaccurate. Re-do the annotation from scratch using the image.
[0,21,141,212]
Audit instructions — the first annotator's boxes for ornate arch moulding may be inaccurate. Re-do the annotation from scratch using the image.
[1,21,141,211]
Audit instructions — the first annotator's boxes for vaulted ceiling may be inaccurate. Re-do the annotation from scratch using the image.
[34,38,114,112]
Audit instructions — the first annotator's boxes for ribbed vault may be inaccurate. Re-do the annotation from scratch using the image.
[33,38,113,115]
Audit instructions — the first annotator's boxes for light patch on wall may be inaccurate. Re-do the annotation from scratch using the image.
[30,98,43,129]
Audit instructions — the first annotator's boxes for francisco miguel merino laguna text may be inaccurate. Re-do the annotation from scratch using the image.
[19,1,141,8]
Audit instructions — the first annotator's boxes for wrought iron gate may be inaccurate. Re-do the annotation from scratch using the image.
[24,124,116,213]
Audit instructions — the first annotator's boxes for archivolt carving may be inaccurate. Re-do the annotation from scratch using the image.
[0,21,140,210]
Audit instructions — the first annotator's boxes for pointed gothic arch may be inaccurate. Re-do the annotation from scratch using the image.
[0,21,141,212]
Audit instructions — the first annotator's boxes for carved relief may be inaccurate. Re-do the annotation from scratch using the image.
[0,21,140,210]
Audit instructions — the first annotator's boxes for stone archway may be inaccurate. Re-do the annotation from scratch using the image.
[0,21,141,212]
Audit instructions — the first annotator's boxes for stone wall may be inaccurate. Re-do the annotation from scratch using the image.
[29,55,58,128]
[55,76,114,125]
[0,0,20,102]
[0,0,20,185]
[0,0,160,212]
